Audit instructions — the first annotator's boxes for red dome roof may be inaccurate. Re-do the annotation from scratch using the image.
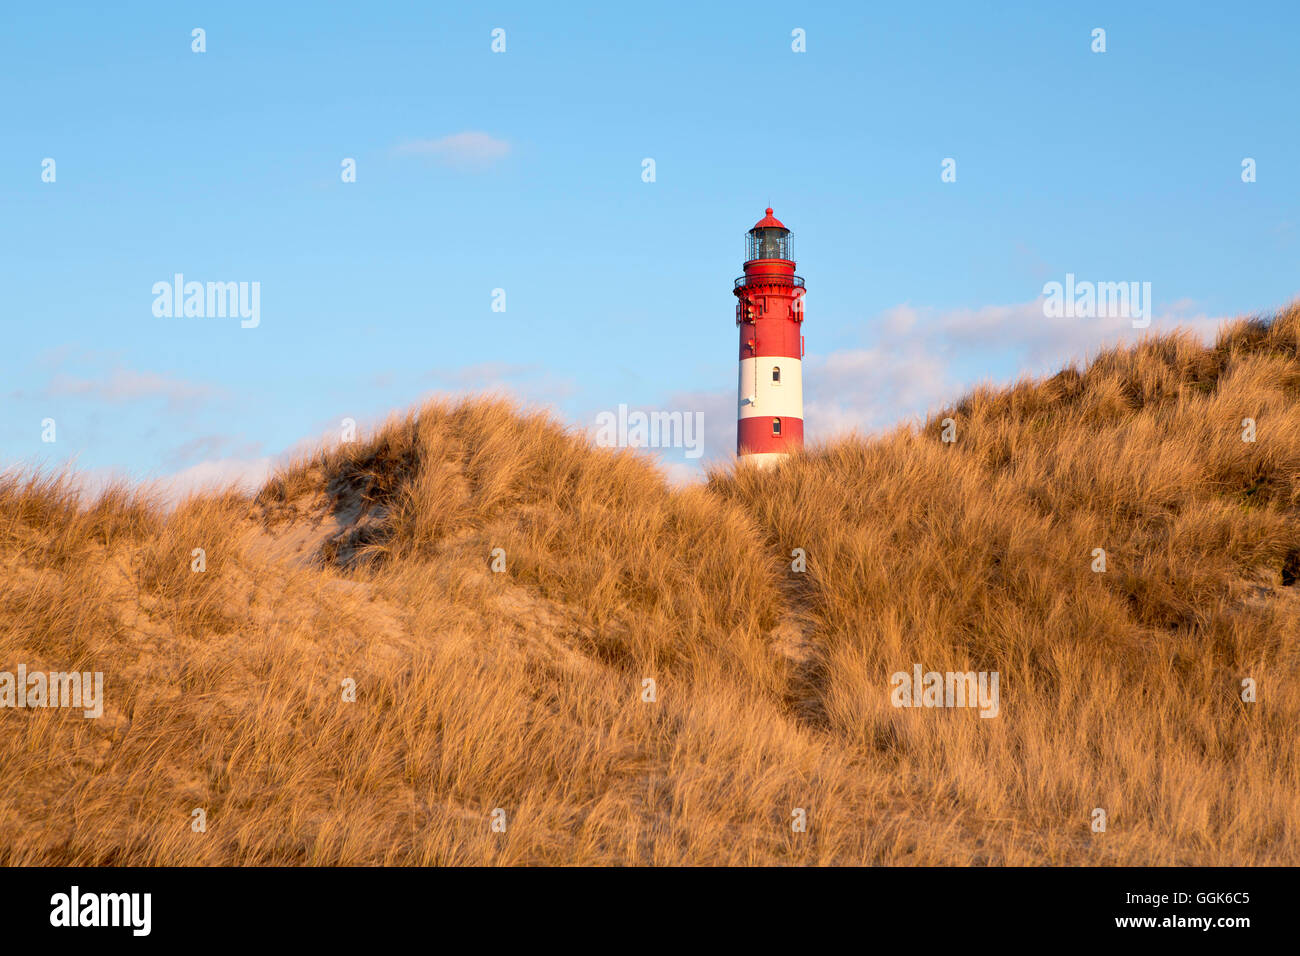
[751,207,787,230]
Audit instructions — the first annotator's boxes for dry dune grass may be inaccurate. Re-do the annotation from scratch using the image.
[3,307,1300,865]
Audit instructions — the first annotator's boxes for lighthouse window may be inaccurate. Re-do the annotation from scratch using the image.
[772,418,782,436]
[772,366,781,384]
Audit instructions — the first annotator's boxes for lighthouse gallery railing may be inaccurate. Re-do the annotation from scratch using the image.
[734,274,805,290]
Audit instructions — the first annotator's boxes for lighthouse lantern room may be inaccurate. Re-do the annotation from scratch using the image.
[734,208,805,466]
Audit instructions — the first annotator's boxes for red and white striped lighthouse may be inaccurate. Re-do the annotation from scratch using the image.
[734,208,805,466]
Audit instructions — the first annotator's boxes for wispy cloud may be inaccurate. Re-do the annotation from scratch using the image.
[43,366,224,412]
[8,350,221,410]
[654,388,735,465]
[799,298,1233,443]
[394,132,511,170]
[804,342,952,440]
[423,361,576,406]
[154,456,275,502]
[931,298,1227,370]
[165,434,265,469]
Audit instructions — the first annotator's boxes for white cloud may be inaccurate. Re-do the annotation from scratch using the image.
[793,298,1233,445]
[805,343,952,440]
[165,434,264,469]
[656,388,736,464]
[934,297,1226,371]
[394,132,511,170]
[154,456,275,502]
[43,366,222,411]
[424,362,576,408]
[657,458,706,487]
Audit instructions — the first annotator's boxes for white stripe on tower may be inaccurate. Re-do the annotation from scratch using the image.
[738,357,803,421]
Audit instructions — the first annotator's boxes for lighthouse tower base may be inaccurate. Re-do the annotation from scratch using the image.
[738,452,788,469]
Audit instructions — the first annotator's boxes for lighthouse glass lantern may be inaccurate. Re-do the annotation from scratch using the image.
[747,225,791,263]
[733,208,805,467]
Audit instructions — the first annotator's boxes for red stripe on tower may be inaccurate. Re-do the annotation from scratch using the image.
[733,208,805,465]
[737,415,804,455]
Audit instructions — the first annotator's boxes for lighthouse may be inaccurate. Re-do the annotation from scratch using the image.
[734,208,805,466]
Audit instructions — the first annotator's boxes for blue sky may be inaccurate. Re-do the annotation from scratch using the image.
[3,0,1298,489]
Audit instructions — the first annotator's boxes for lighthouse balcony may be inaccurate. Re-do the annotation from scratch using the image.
[734,274,804,291]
